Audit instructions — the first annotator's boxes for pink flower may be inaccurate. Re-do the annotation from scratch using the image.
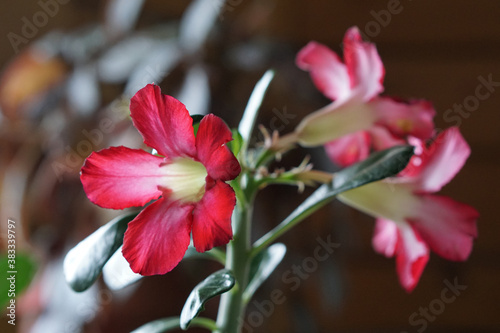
[338,127,479,291]
[80,84,241,276]
[294,27,435,167]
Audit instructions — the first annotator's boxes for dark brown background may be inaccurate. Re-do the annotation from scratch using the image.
[0,1,499,332]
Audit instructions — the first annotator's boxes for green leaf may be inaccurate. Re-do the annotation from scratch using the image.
[180,269,235,330]
[252,145,414,254]
[131,317,217,333]
[0,253,37,307]
[227,129,244,157]
[244,243,286,303]
[191,114,205,137]
[64,212,137,292]
[238,70,274,147]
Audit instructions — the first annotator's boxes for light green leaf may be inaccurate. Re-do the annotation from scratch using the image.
[0,253,37,307]
[252,145,414,254]
[180,269,235,330]
[64,212,137,292]
[238,70,274,146]
[244,243,286,303]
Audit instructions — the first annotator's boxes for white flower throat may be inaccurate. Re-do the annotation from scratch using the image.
[160,157,208,202]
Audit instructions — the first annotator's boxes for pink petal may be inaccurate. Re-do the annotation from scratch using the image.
[410,194,479,261]
[80,146,165,209]
[343,27,385,101]
[192,181,235,252]
[371,97,435,140]
[122,198,194,275]
[413,127,471,192]
[324,131,371,167]
[394,224,429,293]
[130,84,196,158]
[195,114,241,181]
[296,41,351,101]
[372,218,398,257]
[369,126,406,151]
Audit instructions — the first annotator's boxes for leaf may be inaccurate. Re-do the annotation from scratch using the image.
[252,145,414,253]
[132,317,217,333]
[180,269,235,330]
[238,70,274,146]
[63,212,137,292]
[227,129,243,157]
[191,114,205,137]
[244,243,286,302]
[177,65,210,116]
[105,0,146,39]
[0,253,37,307]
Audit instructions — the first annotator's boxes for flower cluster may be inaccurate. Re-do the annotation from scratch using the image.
[292,27,479,291]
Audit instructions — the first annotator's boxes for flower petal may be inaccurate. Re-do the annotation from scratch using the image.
[192,181,235,252]
[296,41,351,101]
[410,194,479,261]
[371,97,435,140]
[130,84,196,158]
[195,114,241,181]
[343,27,385,101]
[372,218,398,257]
[80,146,165,209]
[413,127,471,192]
[394,223,429,293]
[369,126,406,151]
[324,131,371,167]
[122,198,194,275]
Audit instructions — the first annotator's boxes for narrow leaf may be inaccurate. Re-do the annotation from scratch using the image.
[252,145,414,254]
[180,269,235,329]
[244,243,286,302]
[64,212,137,292]
[238,70,274,145]
[132,317,217,333]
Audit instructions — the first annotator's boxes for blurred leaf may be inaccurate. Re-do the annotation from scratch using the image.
[67,65,100,116]
[180,269,235,330]
[227,129,243,157]
[253,146,414,253]
[179,0,223,55]
[191,114,205,137]
[244,243,286,302]
[105,0,146,39]
[132,317,217,333]
[125,40,181,96]
[238,70,274,148]
[64,212,137,292]
[0,253,37,307]
[176,65,210,116]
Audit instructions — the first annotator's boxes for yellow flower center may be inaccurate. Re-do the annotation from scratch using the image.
[160,158,208,203]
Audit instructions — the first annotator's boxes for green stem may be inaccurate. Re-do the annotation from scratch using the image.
[214,200,253,333]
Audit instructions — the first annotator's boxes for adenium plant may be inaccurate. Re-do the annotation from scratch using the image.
[64,27,479,332]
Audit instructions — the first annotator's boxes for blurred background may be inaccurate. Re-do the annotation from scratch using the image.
[0,0,499,332]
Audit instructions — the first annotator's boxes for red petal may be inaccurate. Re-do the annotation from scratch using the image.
[296,41,351,101]
[394,223,429,293]
[192,181,235,252]
[343,27,385,101]
[369,126,406,151]
[413,127,471,192]
[130,84,196,158]
[195,114,241,181]
[122,198,194,275]
[80,146,165,209]
[411,194,479,261]
[324,131,371,167]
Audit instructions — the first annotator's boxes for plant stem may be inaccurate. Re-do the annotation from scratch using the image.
[214,201,253,333]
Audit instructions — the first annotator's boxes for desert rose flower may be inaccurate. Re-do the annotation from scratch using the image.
[80,84,241,276]
[290,27,435,167]
[337,127,478,291]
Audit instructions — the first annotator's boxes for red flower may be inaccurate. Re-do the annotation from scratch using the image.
[295,27,435,167]
[80,84,241,276]
[338,128,478,291]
